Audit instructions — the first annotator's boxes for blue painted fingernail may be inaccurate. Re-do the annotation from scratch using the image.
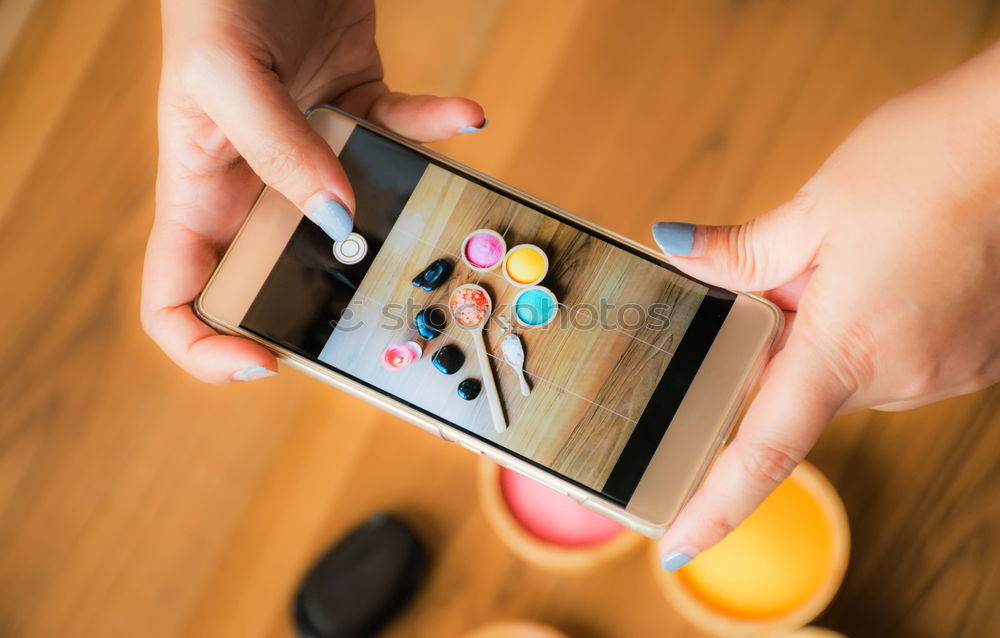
[458,118,489,134]
[233,366,278,382]
[310,198,353,242]
[661,548,698,572]
[652,222,696,257]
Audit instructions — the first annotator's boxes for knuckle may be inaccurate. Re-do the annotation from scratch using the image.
[741,440,802,488]
[702,512,735,540]
[720,190,816,284]
[254,144,307,190]
[729,220,761,283]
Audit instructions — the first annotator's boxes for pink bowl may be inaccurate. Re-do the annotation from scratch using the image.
[499,467,624,547]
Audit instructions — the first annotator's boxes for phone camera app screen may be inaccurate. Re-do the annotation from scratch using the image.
[241,123,734,504]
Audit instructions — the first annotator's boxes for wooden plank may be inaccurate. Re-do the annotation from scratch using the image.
[0,0,43,72]
[0,0,131,224]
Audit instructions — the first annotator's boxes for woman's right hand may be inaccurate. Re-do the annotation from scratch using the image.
[142,0,486,383]
[655,40,1000,570]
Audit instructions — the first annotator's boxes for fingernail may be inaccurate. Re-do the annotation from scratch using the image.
[233,366,278,382]
[661,546,699,572]
[652,222,696,257]
[458,118,489,134]
[309,197,353,242]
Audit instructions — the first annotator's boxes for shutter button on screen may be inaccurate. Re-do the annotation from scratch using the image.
[332,232,367,265]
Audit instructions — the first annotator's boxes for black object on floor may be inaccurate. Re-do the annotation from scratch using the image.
[292,513,428,638]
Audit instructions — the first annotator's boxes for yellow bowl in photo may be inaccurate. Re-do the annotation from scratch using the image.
[501,244,549,287]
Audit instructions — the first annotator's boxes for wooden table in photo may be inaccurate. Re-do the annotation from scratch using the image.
[322,163,705,490]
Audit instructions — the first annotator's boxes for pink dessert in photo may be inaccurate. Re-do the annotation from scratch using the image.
[499,467,624,547]
[464,231,505,269]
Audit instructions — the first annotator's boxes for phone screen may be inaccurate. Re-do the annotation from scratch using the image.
[240,122,735,505]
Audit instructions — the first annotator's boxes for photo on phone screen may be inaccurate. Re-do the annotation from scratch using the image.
[239,121,736,505]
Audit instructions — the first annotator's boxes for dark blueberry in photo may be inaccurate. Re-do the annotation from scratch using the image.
[414,306,447,340]
[411,258,453,292]
[432,344,465,375]
[457,378,482,401]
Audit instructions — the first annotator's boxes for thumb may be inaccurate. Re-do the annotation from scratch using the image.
[657,327,852,571]
[652,191,823,291]
[184,51,355,241]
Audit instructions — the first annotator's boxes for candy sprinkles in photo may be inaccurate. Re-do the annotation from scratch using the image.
[451,286,491,327]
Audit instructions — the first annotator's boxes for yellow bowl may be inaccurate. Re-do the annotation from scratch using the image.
[651,461,850,637]
[478,459,642,573]
[501,244,549,287]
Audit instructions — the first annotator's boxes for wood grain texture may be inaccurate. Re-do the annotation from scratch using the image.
[0,1,998,637]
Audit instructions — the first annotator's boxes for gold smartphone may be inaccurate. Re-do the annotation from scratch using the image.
[197,106,781,538]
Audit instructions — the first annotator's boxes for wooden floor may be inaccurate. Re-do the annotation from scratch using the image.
[1,0,998,636]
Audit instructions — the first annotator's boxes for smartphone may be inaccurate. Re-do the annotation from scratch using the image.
[197,106,781,538]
